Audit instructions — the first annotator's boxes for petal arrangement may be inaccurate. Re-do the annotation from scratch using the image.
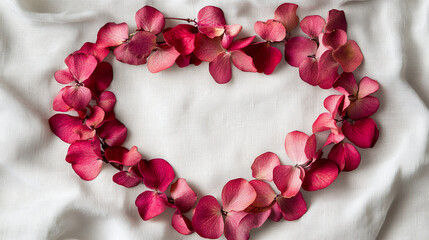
[49,3,380,240]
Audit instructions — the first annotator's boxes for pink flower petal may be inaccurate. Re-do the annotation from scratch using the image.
[332,40,363,72]
[197,6,226,26]
[135,5,165,35]
[209,52,232,84]
[254,20,286,42]
[172,209,194,235]
[194,34,224,62]
[53,87,72,112]
[138,158,175,192]
[299,57,319,86]
[222,178,257,212]
[324,131,345,147]
[251,152,281,181]
[284,37,318,67]
[198,25,225,39]
[304,134,317,160]
[342,118,379,148]
[85,106,105,129]
[135,191,168,220]
[317,50,339,89]
[276,192,307,221]
[328,142,361,171]
[105,146,142,166]
[83,62,113,96]
[163,24,198,55]
[312,112,337,133]
[322,29,348,50]
[113,43,146,65]
[235,210,271,240]
[358,77,379,99]
[325,9,347,33]
[170,178,197,213]
[285,131,311,165]
[273,165,303,198]
[65,138,103,181]
[76,42,110,62]
[222,24,242,48]
[224,211,248,240]
[97,91,116,113]
[96,22,129,48]
[192,195,224,239]
[248,180,276,210]
[54,69,74,84]
[228,36,256,51]
[347,96,380,120]
[302,159,339,191]
[49,114,95,144]
[96,119,127,147]
[65,53,98,83]
[230,50,257,72]
[148,44,181,73]
[128,31,157,58]
[324,95,345,118]
[112,166,142,188]
[274,3,299,32]
[243,42,282,75]
[300,15,326,39]
[269,203,283,222]
[334,72,358,96]
[62,85,91,110]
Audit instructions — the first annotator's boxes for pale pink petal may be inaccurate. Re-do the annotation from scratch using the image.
[284,37,317,67]
[358,77,379,98]
[222,178,257,212]
[65,138,103,181]
[347,96,380,120]
[274,3,299,32]
[322,29,348,50]
[97,91,116,113]
[135,5,165,35]
[49,114,95,144]
[172,209,194,235]
[198,25,225,38]
[248,180,276,210]
[197,6,226,26]
[276,192,307,221]
[76,42,110,62]
[228,36,256,51]
[224,211,248,240]
[298,57,319,86]
[192,195,224,239]
[194,34,224,61]
[332,40,363,72]
[312,112,337,133]
[243,42,282,75]
[209,52,232,84]
[83,62,113,95]
[135,191,168,220]
[302,159,339,191]
[96,119,127,146]
[85,106,105,129]
[300,15,326,39]
[62,85,91,110]
[342,118,379,148]
[324,95,345,117]
[317,50,339,89]
[163,24,198,55]
[148,44,181,73]
[96,22,129,48]
[328,142,361,171]
[235,211,271,240]
[334,72,358,96]
[53,87,72,112]
[65,53,98,82]
[251,152,281,181]
[254,20,286,42]
[138,158,175,192]
[285,131,310,165]
[269,202,283,222]
[273,165,303,198]
[54,69,74,84]
[112,166,142,188]
[325,9,347,33]
[230,50,257,72]
[170,178,197,213]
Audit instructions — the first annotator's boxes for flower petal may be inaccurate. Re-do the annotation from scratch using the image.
[172,209,194,235]
[251,152,281,181]
[105,146,142,166]
[192,195,224,239]
[135,191,168,220]
[332,40,363,72]
[228,36,256,51]
[304,134,317,160]
[198,25,225,39]
[342,118,379,148]
[358,77,379,99]
[322,29,348,50]
[325,9,347,33]
[197,6,226,26]
[138,158,175,192]
[76,42,110,62]
[113,43,145,65]
[209,52,232,84]
[194,34,224,62]
[96,22,129,48]
[163,24,198,55]
[230,50,257,72]
[235,210,271,240]
[96,119,127,147]
[135,5,165,35]
[112,166,142,188]
[274,3,299,32]
[317,50,339,89]
[243,42,282,75]
[269,202,283,222]
[97,91,116,113]
[328,142,361,171]
[224,211,248,240]
[300,15,326,39]
[312,112,337,133]
[148,44,181,73]
[284,37,318,67]
[276,192,307,221]
[248,180,276,210]
[299,57,319,86]
[53,87,72,112]
[324,95,345,118]
[285,131,310,165]
[334,72,358,96]
[302,159,339,191]
[65,53,98,82]
[222,24,242,48]
[273,165,303,198]
[85,106,105,129]
[170,178,197,213]
[222,178,257,212]
[65,138,103,181]
[83,62,113,96]
[49,114,95,144]
[54,69,74,84]
[62,85,91,110]
[347,96,380,120]
[254,20,286,42]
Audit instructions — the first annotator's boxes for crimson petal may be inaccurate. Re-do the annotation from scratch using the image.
[65,53,98,83]
[97,91,116,113]
[135,191,168,220]
[317,50,339,89]
[222,178,257,212]
[274,3,299,32]
[53,87,72,112]
[198,6,226,26]
[254,20,286,42]
[332,40,363,72]
[342,118,379,148]
[284,37,317,67]
[269,203,283,222]
[334,72,358,95]
[62,85,91,110]
[192,195,224,239]
[300,15,326,39]
[328,142,361,171]
[85,106,105,129]
[138,158,175,192]
[105,146,142,166]
[209,52,232,84]
[273,165,303,198]
[163,24,198,55]
[172,209,194,235]
[248,180,276,210]
[97,119,127,147]
[112,166,142,188]
[251,152,280,181]
[235,210,271,240]
[65,138,103,181]
[83,62,113,96]
[135,5,165,35]
[325,9,347,33]
[347,96,380,120]
[113,43,146,65]
[324,95,345,118]
[49,114,94,144]
[302,159,339,191]
[148,44,181,73]
[76,42,110,62]
[54,69,74,84]
[194,34,224,62]
[96,22,129,48]
[299,57,319,86]
[276,192,307,221]
[322,29,348,50]
[244,42,282,75]
[170,178,197,213]
[230,50,257,72]
[224,211,248,240]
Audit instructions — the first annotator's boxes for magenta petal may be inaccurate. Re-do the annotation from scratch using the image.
[332,40,363,72]
[112,166,142,188]
[325,9,347,33]
[114,43,146,65]
[248,180,276,210]
[277,192,307,221]
[148,44,180,73]
[198,6,226,26]
[299,57,319,86]
[209,52,232,84]
[334,72,358,96]
[328,142,361,171]
[96,22,129,48]
[273,165,303,198]
[222,178,257,212]
[347,96,380,120]
[97,91,116,113]
[135,191,168,220]
[192,195,224,239]
[317,50,339,89]
[235,211,271,240]
[224,211,248,240]
[251,152,281,181]
[194,34,224,62]
[223,24,242,48]
[54,69,75,84]
[322,29,348,50]
[254,20,286,42]
[342,118,379,148]
[198,25,225,39]
[105,146,142,166]
[129,31,157,58]
[300,15,326,39]
[284,37,317,67]
[85,106,105,129]
[62,85,91,110]
[138,158,175,192]
[274,3,299,32]
[76,42,110,62]
[97,119,127,147]
[228,36,256,51]
[49,114,95,144]
[65,53,98,83]
[83,62,113,95]
[172,209,194,235]
[285,131,310,165]
[230,50,257,72]
[65,138,102,181]
[170,178,197,213]
[312,112,337,133]
[269,203,283,222]
[324,131,345,147]
[358,77,379,98]
[324,95,345,117]
[304,134,317,160]
[135,5,165,35]
[302,159,339,191]
[53,87,72,112]
[244,42,282,75]
[163,24,198,55]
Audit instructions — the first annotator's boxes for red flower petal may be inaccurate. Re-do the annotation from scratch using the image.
[302,159,339,191]
[248,180,276,210]
[274,3,299,32]
[129,31,157,58]
[105,146,142,166]
[97,91,116,113]
[112,166,142,188]
[172,209,194,235]
[62,85,91,110]
[254,20,286,42]
[358,77,379,99]
[325,9,347,33]
[54,69,74,84]
[97,119,127,147]
[170,178,197,213]
[76,42,110,62]
[194,34,224,62]
[334,72,358,96]
[342,118,379,148]
[235,210,271,240]
[251,152,281,181]
[138,158,175,192]
[222,24,242,48]
[222,178,257,212]
[312,112,337,133]
[53,87,72,112]
[49,114,95,144]
[83,62,113,96]
[322,29,348,50]
[65,138,103,181]
[273,165,303,198]
[269,203,283,222]
[163,24,198,55]
[198,6,226,26]
[224,211,248,240]
[96,22,129,48]
[300,15,326,39]
[332,40,363,72]
[198,25,225,39]
[328,142,361,171]
[135,6,165,35]
[113,43,146,65]
[209,52,232,84]
[304,134,317,160]
[284,37,317,67]
[65,53,98,83]
[324,95,345,118]
[228,36,256,51]
[85,106,105,129]
[324,131,345,147]
[192,195,224,239]
[285,131,311,165]
[299,57,319,86]
[276,192,307,221]
[347,96,380,120]
[244,42,282,75]
[230,50,257,72]
[317,50,339,89]
[135,191,168,220]
[148,44,181,73]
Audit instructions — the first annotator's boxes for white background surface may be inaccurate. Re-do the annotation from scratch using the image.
[0,0,428,239]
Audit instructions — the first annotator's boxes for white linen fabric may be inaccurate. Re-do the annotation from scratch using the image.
[0,0,428,239]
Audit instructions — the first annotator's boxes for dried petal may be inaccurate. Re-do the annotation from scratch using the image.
[112,166,142,188]
[332,40,363,72]
[347,96,380,120]
[276,192,307,221]
[328,142,361,171]
[49,114,95,144]
[273,165,303,198]
[224,211,248,240]
[194,34,224,62]
[248,180,276,210]
[230,50,257,72]
[172,209,194,235]
[299,57,319,86]
[235,210,271,240]
[62,85,91,110]
[105,146,142,166]
[163,24,198,55]
[284,37,318,67]
[192,195,224,239]
[254,20,286,42]
[244,42,282,75]
[302,159,339,191]
[76,42,110,62]
[342,118,379,148]
[135,191,168,220]
[274,3,299,32]
[269,202,283,222]
[97,119,127,147]
[83,62,113,96]
[251,152,281,181]
[65,53,98,83]
[85,106,105,129]
[285,131,311,165]
[300,15,326,39]
[358,77,379,99]
[54,69,74,84]
[138,158,175,192]
[170,178,197,213]
[96,22,129,48]
[228,36,256,51]
[97,91,116,113]
[222,178,257,212]
[198,6,226,26]
[65,138,102,181]
[325,9,347,33]
[148,44,181,73]
[135,6,165,35]
[209,52,232,84]
[322,29,348,50]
